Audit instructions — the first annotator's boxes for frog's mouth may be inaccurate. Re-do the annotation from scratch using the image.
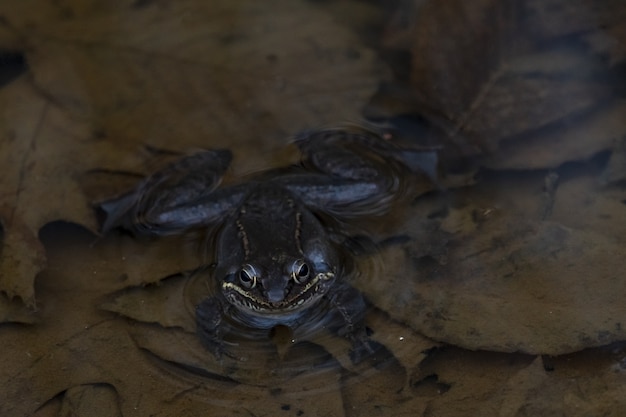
[222,272,335,314]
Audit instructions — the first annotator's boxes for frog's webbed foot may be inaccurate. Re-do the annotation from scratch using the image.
[97,149,238,235]
[284,125,438,217]
[348,328,376,364]
[335,319,375,364]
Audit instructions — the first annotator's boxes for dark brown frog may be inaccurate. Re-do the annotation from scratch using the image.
[98,125,436,360]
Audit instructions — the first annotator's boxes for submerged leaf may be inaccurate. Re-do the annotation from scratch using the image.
[366,214,626,356]
[100,273,197,332]
[481,100,626,170]
[59,384,123,417]
[0,79,142,308]
[524,0,626,40]
[406,0,621,167]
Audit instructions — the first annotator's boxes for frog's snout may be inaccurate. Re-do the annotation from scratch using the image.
[265,287,286,303]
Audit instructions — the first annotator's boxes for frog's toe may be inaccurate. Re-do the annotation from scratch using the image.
[342,325,375,364]
[349,337,378,364]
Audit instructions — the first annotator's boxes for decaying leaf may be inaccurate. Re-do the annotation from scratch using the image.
[495,353,626,416]
[362,200,626,356]
[58,384,123,417]
[15,0,386,161]
[341,352,417,417]
[411,0,611,150]
[410,348,536,417]
[100,273,197,332]
[0,78,143,311]
[402,0,625,170]
[366,308,439,381]
[481,100,626,170]
[0,294,38,324]
[410,0,520,144]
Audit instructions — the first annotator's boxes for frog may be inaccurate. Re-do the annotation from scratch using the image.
[98,125,437,360]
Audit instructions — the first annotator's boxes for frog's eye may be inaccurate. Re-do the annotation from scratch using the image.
[239,264,258,289]
[291,260,310,284]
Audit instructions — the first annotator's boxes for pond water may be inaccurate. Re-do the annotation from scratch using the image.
[1,0,626,416]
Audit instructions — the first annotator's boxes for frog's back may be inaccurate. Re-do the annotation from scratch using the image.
[238,183,300,223]
[233,183,320,259]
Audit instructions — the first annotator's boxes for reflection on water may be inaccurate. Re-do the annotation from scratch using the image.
[1,0,626,416]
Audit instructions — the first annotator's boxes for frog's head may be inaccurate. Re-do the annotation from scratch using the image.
[214,198,339,316]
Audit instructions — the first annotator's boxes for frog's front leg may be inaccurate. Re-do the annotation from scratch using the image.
[325,281,374,362]
[196,297,231,360]
[282,125,438,217]
[97,149,243,234]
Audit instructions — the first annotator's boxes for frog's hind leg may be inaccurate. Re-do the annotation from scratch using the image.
[97,149,237,235]
[283,125,437,217]
[295,125,438,179]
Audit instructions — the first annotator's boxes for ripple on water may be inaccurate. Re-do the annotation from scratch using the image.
[117,249,399,402]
